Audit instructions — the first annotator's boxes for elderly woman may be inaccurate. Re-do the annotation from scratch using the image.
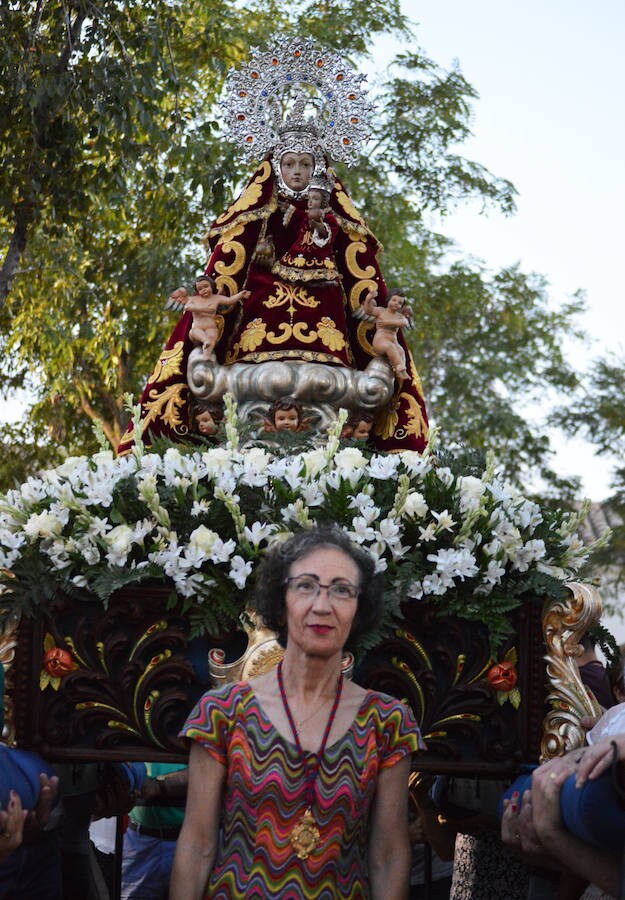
[170,526,424,899]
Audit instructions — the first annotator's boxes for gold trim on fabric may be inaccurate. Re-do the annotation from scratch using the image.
[335,189,367,227]
[148,341,185,384]
[215,275,239,297]
[356,319,376,355]
[214,162,273,225]
[208,196,277,240]
[400,391,428,440]
[316,317,346,351]
[237,318,267,353]
[271,263,341,283]
[214,226,247,280]
[345,240,376,286]
[376,401,399,440]
[228,348,347,364]
[263,283,320,311]
[142,383,189,434]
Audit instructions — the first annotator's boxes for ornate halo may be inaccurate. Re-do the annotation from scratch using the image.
[223,38,374,170]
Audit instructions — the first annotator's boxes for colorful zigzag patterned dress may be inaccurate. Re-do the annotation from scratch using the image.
[181,682,424,898]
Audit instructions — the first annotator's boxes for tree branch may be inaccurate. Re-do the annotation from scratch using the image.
[0,201,36,309]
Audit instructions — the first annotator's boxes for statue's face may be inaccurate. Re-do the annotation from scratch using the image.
[279,152,314,191]
[307,189,324,211]
[352,420,373,440]
[196,411,217,435]
[274,407,300,432]
[388,294,405,312]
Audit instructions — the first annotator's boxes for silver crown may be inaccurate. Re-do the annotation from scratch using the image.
[308,170,334,196]
[223,38,373,168]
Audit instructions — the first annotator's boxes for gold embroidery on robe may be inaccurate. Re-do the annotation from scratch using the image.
[214,162,272,223]
[238,318,267,352]
[234,349,346,364]
[264,283,320,311]
[345,240,377,287]
[214,227,247,281]
[316,317,346,352]
[335,189,367,227]
[400,391,429,440]
[148,341,185,384]
[143,383,189,434]
[376,398,399,440]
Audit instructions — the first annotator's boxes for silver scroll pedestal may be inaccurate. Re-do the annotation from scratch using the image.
[187,352,395,434]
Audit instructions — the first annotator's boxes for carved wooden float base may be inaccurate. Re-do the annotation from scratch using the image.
[2,582,602,772]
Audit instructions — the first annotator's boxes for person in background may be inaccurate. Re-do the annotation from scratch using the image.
[577,633,616,710]
[121,763,187,900]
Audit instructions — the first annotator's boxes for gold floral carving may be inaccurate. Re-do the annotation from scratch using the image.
[143,383,189,434]
[316,317,346,352]
[540,581,603,762]
[214,162,272,224]
[148,341,185,384]
[0,617,18,744]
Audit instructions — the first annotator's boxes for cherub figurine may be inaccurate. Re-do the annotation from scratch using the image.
[341,410,375,441]
[359,289,413,381]
[168,276,250,359]
[193,399,224,438]
[263,397,308,433]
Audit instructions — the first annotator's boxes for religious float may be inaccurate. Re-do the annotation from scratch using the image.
[0,40,608,778]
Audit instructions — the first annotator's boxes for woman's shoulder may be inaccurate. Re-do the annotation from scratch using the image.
[357,688,414,717]
[356,689,425,753]
[192,681,256,715]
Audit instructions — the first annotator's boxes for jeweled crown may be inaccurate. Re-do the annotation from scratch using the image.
[223,38,373,168]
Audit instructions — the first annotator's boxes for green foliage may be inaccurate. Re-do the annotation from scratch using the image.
[552,351,625,592]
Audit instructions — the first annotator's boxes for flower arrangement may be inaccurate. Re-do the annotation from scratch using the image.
[0,403,608,655]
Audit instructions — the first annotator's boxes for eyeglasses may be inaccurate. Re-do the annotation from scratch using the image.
[284,574,360,602]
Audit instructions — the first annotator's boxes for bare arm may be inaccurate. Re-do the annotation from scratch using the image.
[361,289,380,318]
[217,289,250,309]
[169,743,226,900]
[530,760,620,895]
[369,755,411,900]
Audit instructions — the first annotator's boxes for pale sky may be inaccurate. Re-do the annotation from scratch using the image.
[374,1,625,501]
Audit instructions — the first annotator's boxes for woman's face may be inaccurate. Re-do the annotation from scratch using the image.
[284,546,360,657]
[280,152,314,191]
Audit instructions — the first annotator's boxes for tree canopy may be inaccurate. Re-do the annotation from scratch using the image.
[0,0,586,503]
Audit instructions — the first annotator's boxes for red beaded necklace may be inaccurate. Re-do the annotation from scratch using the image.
[276,659,344,860]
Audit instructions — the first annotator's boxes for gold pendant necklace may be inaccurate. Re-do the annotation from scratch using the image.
[290,807,320,860]
[276,661,343,861]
